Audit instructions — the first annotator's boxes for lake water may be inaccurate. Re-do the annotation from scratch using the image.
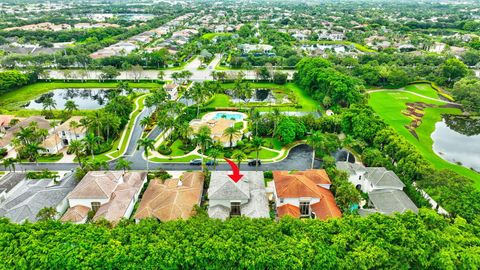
[23,88,147,110]
[431,115,480,172]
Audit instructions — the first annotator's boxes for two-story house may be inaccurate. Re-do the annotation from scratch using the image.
[208,171,269,220]
[272,170,342,220]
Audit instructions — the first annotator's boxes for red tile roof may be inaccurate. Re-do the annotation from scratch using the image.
[277,204,300,218]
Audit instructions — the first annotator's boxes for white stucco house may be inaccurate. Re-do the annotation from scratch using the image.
[164,83,179,100]
[41,116,86,154]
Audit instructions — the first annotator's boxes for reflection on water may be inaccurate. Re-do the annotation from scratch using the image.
[444,114,480,136]
[23,88,147,110]
[431,115,480,172]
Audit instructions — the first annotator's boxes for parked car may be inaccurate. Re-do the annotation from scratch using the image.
[248,159,262,166]
[189,159,202,166]
[206,160,217,166]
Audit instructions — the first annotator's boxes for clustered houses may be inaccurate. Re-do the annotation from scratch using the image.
[41,116,87,154]
[90,14,194,59]
[0,116,50,151]
[336,162,419,216]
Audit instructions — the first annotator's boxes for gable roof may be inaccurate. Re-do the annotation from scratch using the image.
[277,204,300,218]
[60,205,90,223]
[273,170,329,198]
[68,171,123,199]
[134,172,204,221]
[0,173,76,223]
[0,172,26,194]
[365,167,405,189]
[336,162,366,175]
[0,116,50,147]
[208,171,250,201]
[367,189,418,215]
[56,116,85,134]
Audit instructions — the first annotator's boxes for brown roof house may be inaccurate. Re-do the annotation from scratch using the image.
[134,172,204,222]
[61,171,147,224]
[0,116,50,150]
[272,170,342,220]
[41,116,86,154]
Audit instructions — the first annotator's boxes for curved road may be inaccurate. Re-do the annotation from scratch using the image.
[2,144,318,172]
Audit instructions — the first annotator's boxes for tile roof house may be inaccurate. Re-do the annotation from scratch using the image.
[0,172,26,202]
[0,172,76,223]
[190,118,243,147]
[0,115,15,133]
[61,171,147,224]
[164,83,179,100]
[134,172,204,222]
[0,116,50,150]
[41,116,86,154]
[272,170,342,220]
[208,171,269,220]
[336,162,418,216]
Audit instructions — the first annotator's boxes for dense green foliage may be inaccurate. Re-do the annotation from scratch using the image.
[0,70,31,94]
[1,211,479,269]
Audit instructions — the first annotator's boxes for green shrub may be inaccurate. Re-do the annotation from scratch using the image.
[158,145,172,155]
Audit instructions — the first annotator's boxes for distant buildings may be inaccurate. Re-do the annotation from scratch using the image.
[164,83,179,100]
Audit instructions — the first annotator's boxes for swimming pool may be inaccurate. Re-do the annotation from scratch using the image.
[212,112,244,121]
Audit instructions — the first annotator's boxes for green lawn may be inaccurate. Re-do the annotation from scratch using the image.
[0,81,162,110]
[248,148,279,160]
[404,83,441,99]
[201,32,232,40]
[368,90,480,186]
[262,137,283,151]
[216,82,319,112]
[107,94,147,159]
[205,94,231,108]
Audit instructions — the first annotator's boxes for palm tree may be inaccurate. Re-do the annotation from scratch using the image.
[157,70,165,81]
[272,108,281,137]
[223,126,241,148]
[115,157,132,173]
[25,143,45,166]
[69,120,80,138]
[251,137,263,171]
[42,97,56,115]
[50,121,60,153]
[194,126,212,170]
[139,116,151,129]
[208,147,221,170]
[232,150,247,168]
[137,137,155,172]
[306,131,324,169]
[82,132,102,159]
[64,100,78,114]
[2,158,16,172]
[68,140,84,167]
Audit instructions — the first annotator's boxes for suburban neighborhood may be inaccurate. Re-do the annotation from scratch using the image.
[0,0,479,268]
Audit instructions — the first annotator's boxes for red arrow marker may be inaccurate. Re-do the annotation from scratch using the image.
[224,158,244,183]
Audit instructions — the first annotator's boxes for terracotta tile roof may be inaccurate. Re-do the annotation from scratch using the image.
[0,115,15,127]
[68,171,123,199]
[274,170,341,220]
[0,116,50,147]
[134,172,204,221]
[61,205,90,223]
[311,188,342,220]
[295,169,331,185]
[273,171,328,198]
[277,204,300,218]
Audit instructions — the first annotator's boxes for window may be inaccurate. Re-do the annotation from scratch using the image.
[280,198,284,203]
[91,202,101,212]
[230,202,241,216]
[300,202,310,217]
[358,175,362,180]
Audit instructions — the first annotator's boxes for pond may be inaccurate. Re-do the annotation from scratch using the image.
[431,115,480,172]
[227,88,291,104]
[22,88,146,110]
